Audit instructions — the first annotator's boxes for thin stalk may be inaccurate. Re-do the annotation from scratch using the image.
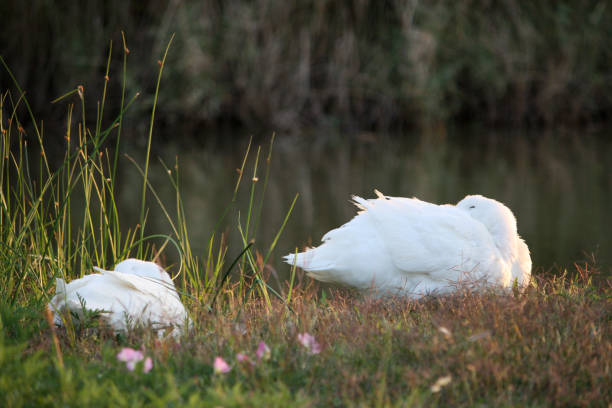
[286,248,298,306]
[138,34,175,258]
[252,133,275,238]
[209,243,253,311]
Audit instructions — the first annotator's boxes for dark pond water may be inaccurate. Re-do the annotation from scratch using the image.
[114,128,611,279]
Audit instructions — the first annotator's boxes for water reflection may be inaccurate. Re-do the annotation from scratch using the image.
[116,130,611,277]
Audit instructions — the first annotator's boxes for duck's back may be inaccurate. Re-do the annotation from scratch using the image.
[286,195,511,296]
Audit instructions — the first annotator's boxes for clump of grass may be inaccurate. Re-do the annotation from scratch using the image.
[0,34,296,319]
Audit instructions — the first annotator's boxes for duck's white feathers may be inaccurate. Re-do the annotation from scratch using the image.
[512,239,532,287]
[285,193,530,297]
[49,259,190,334]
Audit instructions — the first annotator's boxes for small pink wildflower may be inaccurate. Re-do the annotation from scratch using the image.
[117,347,143,363]
[143,357,153,373]
[213,356,231,374]
[117,347,149,371]
[297,333,321,354]
[256,341,270,360]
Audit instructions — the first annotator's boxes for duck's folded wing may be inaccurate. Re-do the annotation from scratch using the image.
[353,196,500,279]
[100,271,189,320]
[50,274,112,311]
[99,260,175,286]
[49,274,122,322]
[98,269,181,300]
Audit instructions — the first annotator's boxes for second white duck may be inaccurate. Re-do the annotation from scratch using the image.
[284,192,531,297]
[49,259,190,335]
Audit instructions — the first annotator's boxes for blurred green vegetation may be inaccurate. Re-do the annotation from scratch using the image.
[1,0,610,134]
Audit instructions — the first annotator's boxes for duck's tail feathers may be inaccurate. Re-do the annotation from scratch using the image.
[373,189,386,199]
[351,190,387,211]
[92,266,108,274]
[283,250,308,269]
[284,249,334,272]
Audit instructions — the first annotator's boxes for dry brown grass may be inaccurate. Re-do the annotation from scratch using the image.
[199,268,610,406]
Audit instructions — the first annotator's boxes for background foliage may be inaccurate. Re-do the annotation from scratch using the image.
[1,0,610,134]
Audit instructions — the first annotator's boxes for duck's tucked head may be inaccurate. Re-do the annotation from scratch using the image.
[456,195,519,257]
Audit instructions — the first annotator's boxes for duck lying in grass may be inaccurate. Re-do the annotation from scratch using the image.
[285,191,531,297]
[49,259,190,336]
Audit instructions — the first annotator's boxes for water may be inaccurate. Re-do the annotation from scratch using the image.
[115,129,611,278]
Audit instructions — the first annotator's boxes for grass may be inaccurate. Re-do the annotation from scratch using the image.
[1,41,610,407]
[1,267,610,407]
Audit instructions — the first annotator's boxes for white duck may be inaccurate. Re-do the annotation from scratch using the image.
[284,192,531,297]
[49,259,190,335]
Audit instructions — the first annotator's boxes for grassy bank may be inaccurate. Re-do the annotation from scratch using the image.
[1,40,610,407]
[1,1,611,132]
[1,267,610,407]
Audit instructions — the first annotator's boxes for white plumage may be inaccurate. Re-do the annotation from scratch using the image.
[48,259,190,335]
[284,191,531,297]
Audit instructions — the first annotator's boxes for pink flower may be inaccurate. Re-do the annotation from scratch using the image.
[117,347,144,371]
[117,347,144,363]
[117,347,153,373]
[143,357,153,373]
[297,333,321,354]
[213,356,231,374]
[256,341,270,360]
